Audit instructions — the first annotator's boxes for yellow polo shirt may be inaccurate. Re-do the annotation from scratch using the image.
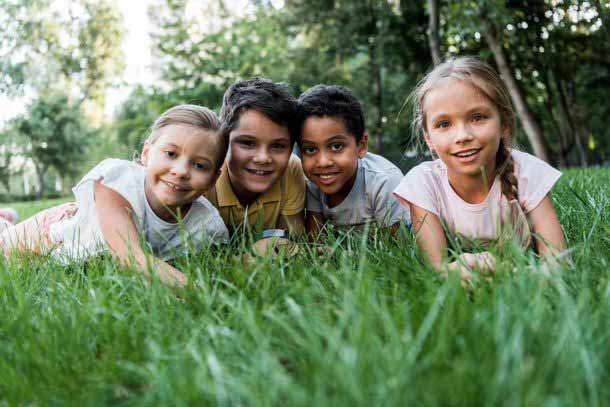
[204,155,305,234]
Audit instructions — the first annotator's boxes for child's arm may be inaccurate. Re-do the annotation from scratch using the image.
[527,194,566,257]
[94,181,186,288]
[278,212,305,237]
[409,202,485,281]
[305,211,325,237]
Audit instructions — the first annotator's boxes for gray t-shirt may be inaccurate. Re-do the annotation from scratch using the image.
[306,152,410,229]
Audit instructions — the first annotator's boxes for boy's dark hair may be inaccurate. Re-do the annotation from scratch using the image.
[219,77,298,144]
[296,84,366,142]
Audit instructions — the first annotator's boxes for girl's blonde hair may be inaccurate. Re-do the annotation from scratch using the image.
[147,104,228,168]
[410,56,518,200]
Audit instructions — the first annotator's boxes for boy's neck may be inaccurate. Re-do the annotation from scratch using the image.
[228,173,259,207]
[327,168,358,208]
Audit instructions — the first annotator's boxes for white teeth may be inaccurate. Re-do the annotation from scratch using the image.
[164,181,183,191]
[319,174,337,179]
[251,170,269,175]
[455,150,478,157]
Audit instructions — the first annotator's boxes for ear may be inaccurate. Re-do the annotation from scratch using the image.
[141,140,151,166]
[357,133,369,158]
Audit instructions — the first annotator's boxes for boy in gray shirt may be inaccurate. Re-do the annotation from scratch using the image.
[296,84,410,234]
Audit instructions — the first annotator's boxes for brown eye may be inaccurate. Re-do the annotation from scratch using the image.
[302,146,317,155]
[330,143,344,152]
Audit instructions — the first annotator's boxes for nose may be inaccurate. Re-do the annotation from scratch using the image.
[316,150,333,167]
[252,147,272,164]
[171,158,190,179]
[454,122,474,144]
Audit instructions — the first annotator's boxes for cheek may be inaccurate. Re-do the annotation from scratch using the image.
[300,156,315,175]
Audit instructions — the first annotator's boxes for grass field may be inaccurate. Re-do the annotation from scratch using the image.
[1,168,609,406]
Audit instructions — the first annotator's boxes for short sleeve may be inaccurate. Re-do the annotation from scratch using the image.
[73,159,146,216]
[512,150,562,213]
[281,155,306,216]
[305,181,323,213]
[372,170,411,226]
[393,162,441,217]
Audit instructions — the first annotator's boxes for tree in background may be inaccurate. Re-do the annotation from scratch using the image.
[10,93,91,198]
[0,0,124,121]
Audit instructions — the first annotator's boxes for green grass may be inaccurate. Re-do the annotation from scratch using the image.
[1,168,609,406]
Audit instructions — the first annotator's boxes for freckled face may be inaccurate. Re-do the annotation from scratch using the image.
[141,124,221,221]
[423,78,503,183]
[299,116,367,208]
[226,109,292,205]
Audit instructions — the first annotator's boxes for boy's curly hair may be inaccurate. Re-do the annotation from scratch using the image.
[295,84,366,142]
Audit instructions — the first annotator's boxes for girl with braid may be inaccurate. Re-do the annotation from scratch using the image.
[394,57,566,281]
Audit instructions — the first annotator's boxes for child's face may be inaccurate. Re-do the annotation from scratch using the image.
[141,124,221,220]
[423,78,503,182]
[226,109,292,200]
[300,116,367,206]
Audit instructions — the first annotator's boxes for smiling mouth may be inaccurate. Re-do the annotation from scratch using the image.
[316,172,340,185]
[162,180,190,192]
[452,148,481,158]
[246,168,273,176]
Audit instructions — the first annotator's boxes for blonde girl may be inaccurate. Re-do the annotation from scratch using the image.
[393,57,566,280]
[0,105,229,287]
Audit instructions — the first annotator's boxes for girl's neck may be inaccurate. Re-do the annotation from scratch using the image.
[447,166,497,204]
[144,184,192,223]
[229,175,259,207]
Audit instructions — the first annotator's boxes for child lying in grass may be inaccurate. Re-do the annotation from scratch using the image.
[296,84,410,235]
[0,105,229,287]
[394,57,566,281]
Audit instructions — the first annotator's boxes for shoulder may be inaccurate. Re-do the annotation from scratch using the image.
[394,160,444,203]
[282,154,306,190]
[405,159,443,183]
[83,158,143,182]
[360,153,403,195]
[510,149,562,212]
[189,196,229,236]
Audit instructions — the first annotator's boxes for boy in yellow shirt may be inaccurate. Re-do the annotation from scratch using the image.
[204,78,305,240]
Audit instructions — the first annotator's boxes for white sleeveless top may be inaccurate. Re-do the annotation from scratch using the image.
[49,159,228,262]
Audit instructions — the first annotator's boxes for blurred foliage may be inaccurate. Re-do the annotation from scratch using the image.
[9,93,92,198]
[2,0,609,199]
[113,0,608,168]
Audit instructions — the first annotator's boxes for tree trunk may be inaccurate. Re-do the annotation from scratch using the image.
[35,164,46,199]
[367,4,384,153]
[427,0,441,65]
[369,42,384,153]
[482,25,553,164]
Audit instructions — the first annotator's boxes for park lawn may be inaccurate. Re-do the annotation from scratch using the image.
[0,167,609,406]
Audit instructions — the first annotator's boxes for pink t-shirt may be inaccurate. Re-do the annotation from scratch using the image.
[393,150,561,248]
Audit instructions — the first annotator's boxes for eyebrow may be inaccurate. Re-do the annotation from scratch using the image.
[301,134,350,144]
[159,142,213,162]
[233,133,291,143]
